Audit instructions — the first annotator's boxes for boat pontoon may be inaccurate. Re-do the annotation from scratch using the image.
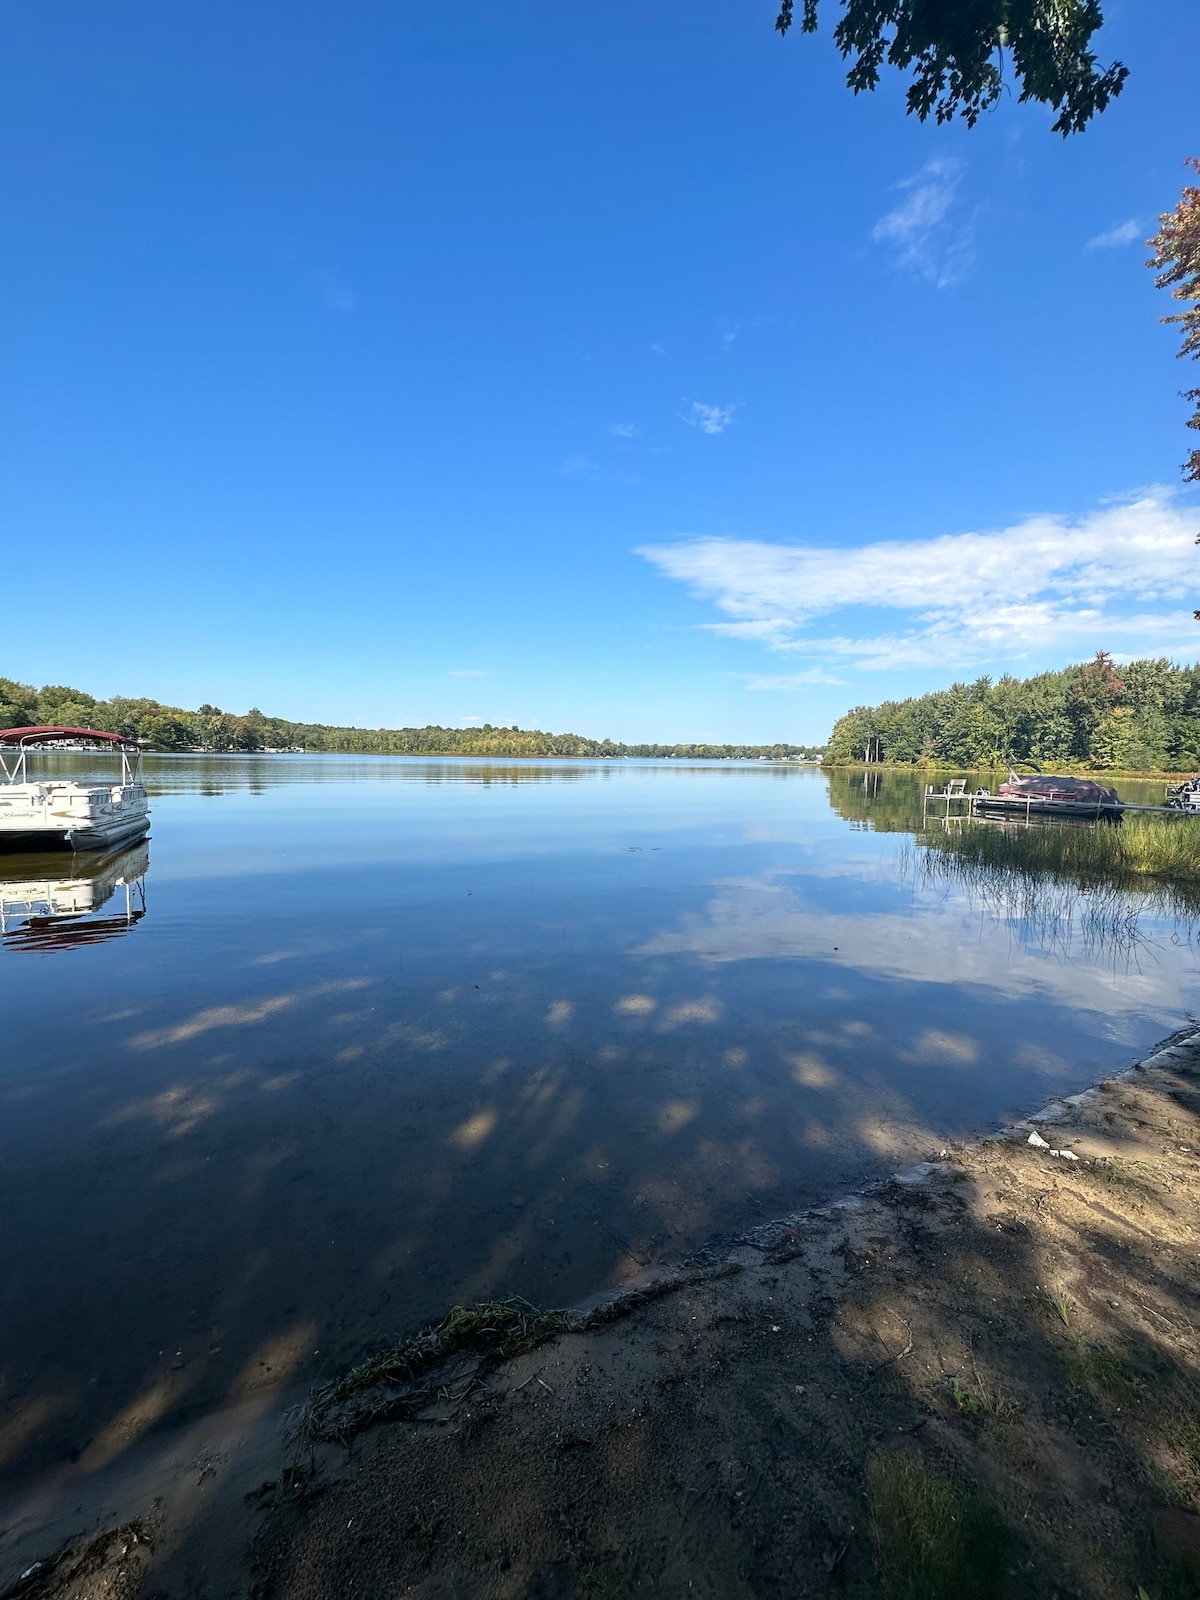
[0,727,151,852]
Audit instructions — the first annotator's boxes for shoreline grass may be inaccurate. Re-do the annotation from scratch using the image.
[921,814,1200,886]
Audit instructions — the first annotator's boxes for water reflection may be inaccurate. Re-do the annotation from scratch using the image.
[0,843,148,952]
[134,753,813,797]
[825,764,1175,832]
[141,754,627,796]
[0,757,1196,1500]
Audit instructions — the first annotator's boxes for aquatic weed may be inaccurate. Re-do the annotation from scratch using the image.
[302,1263,740,1443]
[303,1298,571,1442]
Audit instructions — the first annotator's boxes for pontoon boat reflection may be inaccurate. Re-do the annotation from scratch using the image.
[0,842,149,951]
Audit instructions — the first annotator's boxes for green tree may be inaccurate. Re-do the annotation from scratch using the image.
[936,700,1004,767]
[0,677,38,729]
[775,0,1126,135]
[825,705,879,763]
[824,654,1200,773]
[141,713,193,751]
[1090,707,1133,770]
[1067,650,1125,757]
[0,674,823,761]
[35,683,98,726]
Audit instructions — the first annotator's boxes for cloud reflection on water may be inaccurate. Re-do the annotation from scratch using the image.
[1,758,1197,1501]
[637,869,1195,1035]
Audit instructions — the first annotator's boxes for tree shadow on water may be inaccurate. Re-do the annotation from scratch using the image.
[237,1054,1200,1600]
[6,1015,1200,1598]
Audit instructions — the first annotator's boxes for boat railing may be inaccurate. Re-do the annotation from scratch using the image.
[0,739,144,787]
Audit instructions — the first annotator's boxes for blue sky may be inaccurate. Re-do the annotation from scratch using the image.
[2,0,1196,743]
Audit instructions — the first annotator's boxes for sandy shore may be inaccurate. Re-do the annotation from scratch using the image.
[5,1031,1200,1599]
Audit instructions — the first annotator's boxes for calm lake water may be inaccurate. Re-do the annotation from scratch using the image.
[2,755,1196,1485]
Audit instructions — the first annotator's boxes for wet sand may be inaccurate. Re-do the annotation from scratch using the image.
[5,1029,1200,1599]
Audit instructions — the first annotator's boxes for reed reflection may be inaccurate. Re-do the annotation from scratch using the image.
[1,756,1197,1506]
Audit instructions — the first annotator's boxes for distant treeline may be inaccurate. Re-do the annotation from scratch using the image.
[0,678,821,761]
[826,654,1200,772]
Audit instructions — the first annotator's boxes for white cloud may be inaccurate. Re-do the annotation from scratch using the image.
[684,400,736,435]
[733,670,845,691]
[650,342,666,356]
[1087,219,1142,250]
[449,670,488,678]
[638,493,1200,672]
[609,422,636,438]
[872,158,973,288]
[562,453,599,475]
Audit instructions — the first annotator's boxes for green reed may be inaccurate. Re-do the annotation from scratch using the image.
[921,813,1200,885]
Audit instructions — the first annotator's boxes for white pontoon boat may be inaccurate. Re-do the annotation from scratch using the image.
[0,727,151,852]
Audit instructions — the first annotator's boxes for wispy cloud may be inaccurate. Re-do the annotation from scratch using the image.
[609,422,636,438]
[449,670,488,678]
[872,158,973,288]
[562,453,599,475]
[734,669,846,691]
[684,400,736,435]
[650,342,666,356]
[1087,218,1142,250]
[639,493,1200,672]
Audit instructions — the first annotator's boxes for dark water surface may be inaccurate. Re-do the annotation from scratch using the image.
[2,756,1196,1485]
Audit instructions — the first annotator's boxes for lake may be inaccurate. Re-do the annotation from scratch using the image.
[1,755,1196,1487]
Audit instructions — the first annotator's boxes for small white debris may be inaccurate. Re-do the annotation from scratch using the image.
[770,1325,780,1333]
[1028,1130,1079,1161]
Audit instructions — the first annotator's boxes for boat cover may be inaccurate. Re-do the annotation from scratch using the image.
[0,727,137,747]
[997,774,1120,805]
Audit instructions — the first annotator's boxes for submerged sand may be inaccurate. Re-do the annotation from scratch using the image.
[5,1033,1200,1599]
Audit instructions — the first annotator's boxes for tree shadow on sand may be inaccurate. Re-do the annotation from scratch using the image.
[232,1045,1200,1600]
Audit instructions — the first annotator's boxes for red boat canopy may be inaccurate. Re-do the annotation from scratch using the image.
[0,726,139,748]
